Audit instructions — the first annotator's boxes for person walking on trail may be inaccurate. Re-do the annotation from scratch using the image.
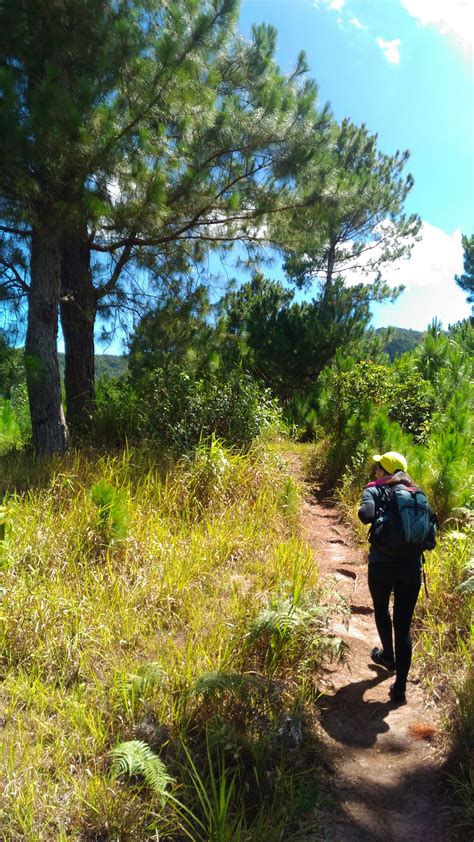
[358,451,428,705]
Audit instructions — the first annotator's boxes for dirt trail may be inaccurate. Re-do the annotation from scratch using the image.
[300,487,451,842]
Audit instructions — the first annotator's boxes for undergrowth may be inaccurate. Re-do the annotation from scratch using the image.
[0,438,339,840]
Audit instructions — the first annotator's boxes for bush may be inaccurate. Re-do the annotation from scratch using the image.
[93,367,282,453]
[0,387,31,453]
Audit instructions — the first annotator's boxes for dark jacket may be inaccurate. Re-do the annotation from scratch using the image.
[358,471,423,565]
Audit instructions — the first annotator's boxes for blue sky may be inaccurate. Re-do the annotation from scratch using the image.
[235,0,474,330]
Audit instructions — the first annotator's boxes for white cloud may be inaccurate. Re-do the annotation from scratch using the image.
[379,222,464,288]
[349,16,365,30]
[400,0,473,52]
[313,0,345,12]
[344,222,469,329]
[376,36,401,64]
[344,221,463,289]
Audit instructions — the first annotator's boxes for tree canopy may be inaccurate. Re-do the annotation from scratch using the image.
[0,0,420,453]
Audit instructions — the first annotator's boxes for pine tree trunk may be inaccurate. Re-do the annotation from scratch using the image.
[25,229,69,456]
[60,228,97,434]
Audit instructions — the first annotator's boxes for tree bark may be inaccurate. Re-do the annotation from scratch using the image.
[25,229,69,456]
[60,227,97,434]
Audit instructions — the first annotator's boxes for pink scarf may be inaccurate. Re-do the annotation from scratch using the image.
[365,476,417,492]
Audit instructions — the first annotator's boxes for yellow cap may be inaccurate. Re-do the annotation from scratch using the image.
[372,451,407,474]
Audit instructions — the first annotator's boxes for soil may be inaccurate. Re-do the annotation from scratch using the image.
[298,479,452,842]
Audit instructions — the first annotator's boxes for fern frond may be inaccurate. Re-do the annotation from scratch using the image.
[248,598,326,642]
[456,575,474,595]
[321,635,349,664]
[191,670,266,699]
[124,661,166,697]
[109,740,174,802]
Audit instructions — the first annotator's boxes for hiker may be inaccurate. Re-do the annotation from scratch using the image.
[358,451,434,704]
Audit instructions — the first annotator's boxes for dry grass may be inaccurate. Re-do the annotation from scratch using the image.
[0,440,337,840]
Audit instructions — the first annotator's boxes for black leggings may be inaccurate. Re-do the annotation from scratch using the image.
[368,563,421,690]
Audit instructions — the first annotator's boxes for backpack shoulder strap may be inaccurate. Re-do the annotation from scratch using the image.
[368,485,393,541]
[377,483,394,511]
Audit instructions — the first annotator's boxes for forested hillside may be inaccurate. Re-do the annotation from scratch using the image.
[0,1,472,839]
[58,353,128,382]
[376,326,425,359]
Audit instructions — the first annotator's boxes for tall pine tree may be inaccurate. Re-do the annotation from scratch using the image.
[0,0,146,452]
[1,1,330,445]
[283,119,420,290]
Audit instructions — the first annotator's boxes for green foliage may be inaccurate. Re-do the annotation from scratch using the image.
[90,479,128,539]
[446,671,474,836]
[191,671,268,708]
[283,117,420,290]
[412,530,473,837]
[118,661,167,720]
[309,356,431,486]
[0,336,23,398]
[0,504,6,544]
[220,273,398,400]
[425,428,473,524]
[124,662,166,698]
[94,367,282,452]
[283,392,320,441]
[0,398,22,453]
[93,378,143,445]
[0,383,31,452]
[246,594,346,679]
[109,740,174,802]
[128,286,220,382]
[323,359,434,443]
[57,352,128,382]
[455,233,474,314]
[181,435,232,510]
[378,327,425,360]
[386,358,433,439]
[0,0,145,223]
[179,738,244,842]
[9,384,31,441]
[415,320,450,385]
[414,532,472,664]
[419,323,474,419]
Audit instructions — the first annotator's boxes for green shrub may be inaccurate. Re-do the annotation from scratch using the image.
[93,378,145,445]
[93,367,282,452]
[0,388,31,453]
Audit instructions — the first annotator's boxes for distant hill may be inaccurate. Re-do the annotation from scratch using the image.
[376,327,425,360]
[58,353,128,380]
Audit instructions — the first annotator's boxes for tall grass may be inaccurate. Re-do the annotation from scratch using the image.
[414,530,473,838]
[0,439,336,840]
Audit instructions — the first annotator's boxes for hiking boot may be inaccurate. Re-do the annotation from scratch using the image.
[389,682,407,704]
[370,647,396,672]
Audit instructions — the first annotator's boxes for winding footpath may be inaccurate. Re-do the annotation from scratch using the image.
[300,488,452,842]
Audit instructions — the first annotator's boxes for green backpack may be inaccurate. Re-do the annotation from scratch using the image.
[372,484,438,551]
